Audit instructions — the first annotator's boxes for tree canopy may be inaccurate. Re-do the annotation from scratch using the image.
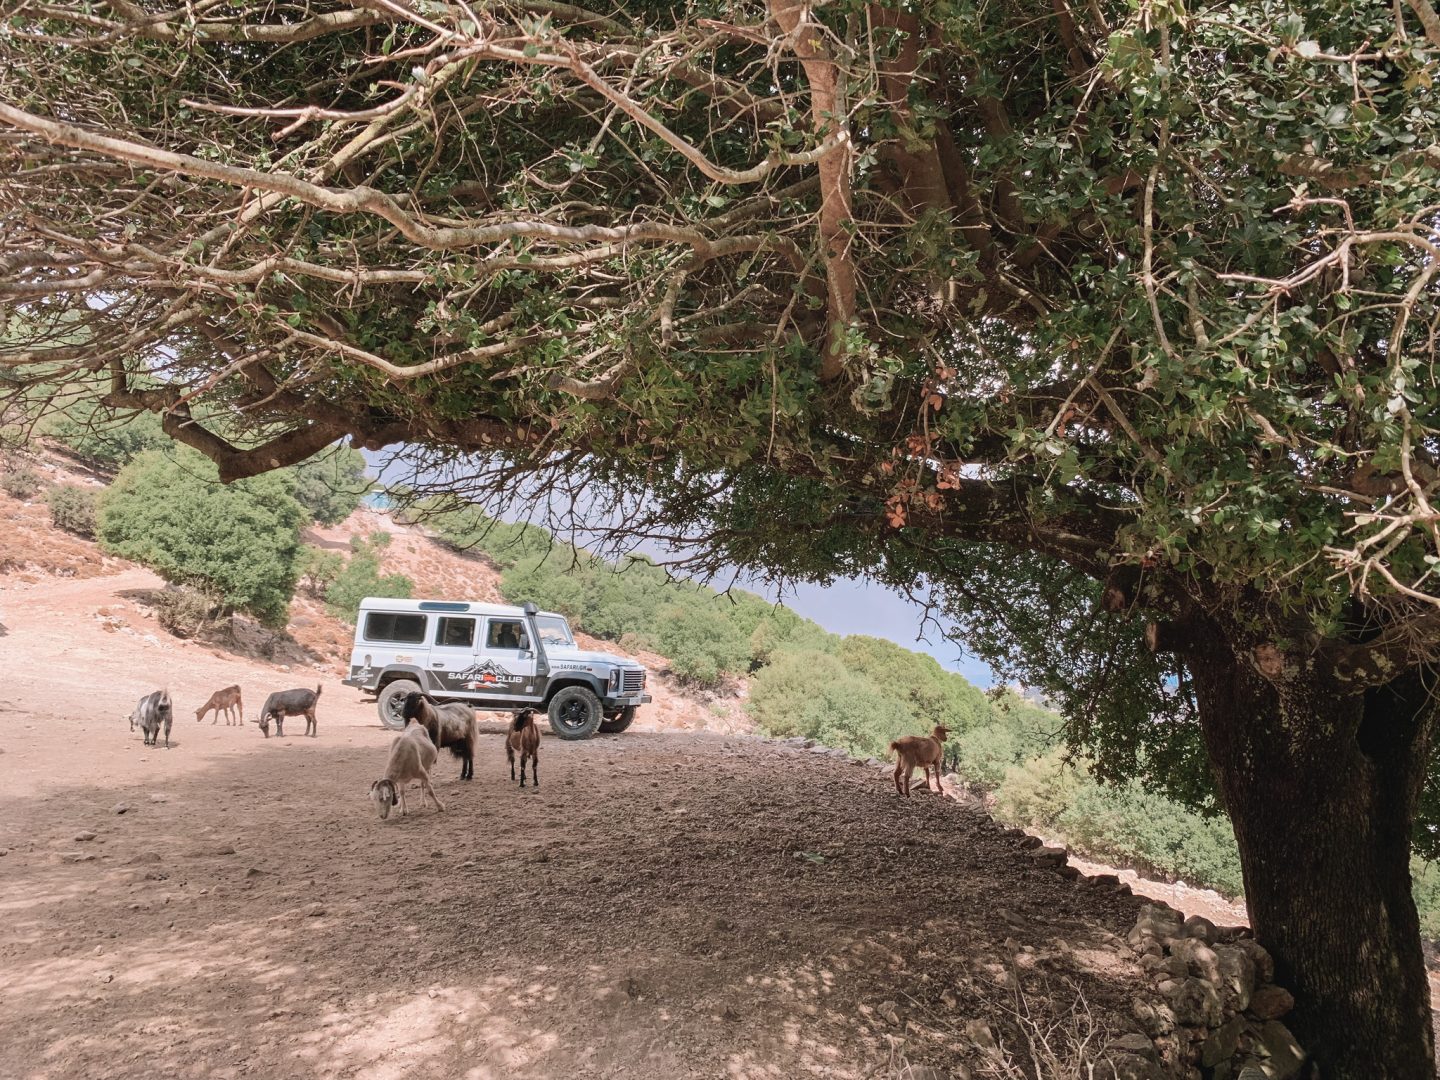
[3,0,1440,1072]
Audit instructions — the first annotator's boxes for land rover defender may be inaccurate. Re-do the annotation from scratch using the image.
[343,597,651,740]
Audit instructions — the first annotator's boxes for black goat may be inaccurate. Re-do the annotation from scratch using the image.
[401,692,477,780]
[257,684,321,738]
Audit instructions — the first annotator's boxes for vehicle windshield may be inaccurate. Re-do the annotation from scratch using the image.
[535,615,574,646]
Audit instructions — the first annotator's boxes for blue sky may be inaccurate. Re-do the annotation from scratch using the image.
[363,451,997,688]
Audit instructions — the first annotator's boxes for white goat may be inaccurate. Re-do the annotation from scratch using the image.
[369,722,444,819]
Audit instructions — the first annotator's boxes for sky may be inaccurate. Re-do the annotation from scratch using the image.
[363,450,998,688]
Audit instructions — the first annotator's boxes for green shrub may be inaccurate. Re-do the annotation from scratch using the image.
[1413,861,1440,940]
[416,501,555,567]
[993,749,1086,830]
[0,463,43,500]
[44,402,169,469]
[325,533,413,621]
[290,445,371,525]
[47,484,98,537]
[652,603,751,688]
[98,447,305,626]
[297,545,345,597]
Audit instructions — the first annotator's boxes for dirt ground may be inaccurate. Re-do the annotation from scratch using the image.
[0,572,1161,1080]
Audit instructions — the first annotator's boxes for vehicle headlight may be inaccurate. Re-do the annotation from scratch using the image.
[609,668,621,691]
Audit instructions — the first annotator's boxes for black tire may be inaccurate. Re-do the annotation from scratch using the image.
[377,679,421,730]
[547,685,604,740]
[599,706,637,734]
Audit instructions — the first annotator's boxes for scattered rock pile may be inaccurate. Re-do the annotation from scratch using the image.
[1118,904,1305,1080]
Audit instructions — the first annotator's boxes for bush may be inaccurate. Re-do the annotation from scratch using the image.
[98,447,305,626]
[152,585,220,638]
[44,401,170,469]
[651,603,751,688]
[993,749,1086,831]
[47,484,98,537]
[290,445,372,525]
[296,545,344,597]
[1,466,42,500]
[325,532,413,621]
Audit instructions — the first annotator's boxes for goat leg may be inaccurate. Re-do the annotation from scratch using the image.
[531,756,538,788]
[422,775,444,812]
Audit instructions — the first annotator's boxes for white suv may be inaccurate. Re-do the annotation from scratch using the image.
[343,597,651,739]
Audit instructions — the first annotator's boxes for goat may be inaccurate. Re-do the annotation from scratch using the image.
[890,725,950,798]
[131,689,173,748]
[370,721,443,819]
[257,684,321,738]
[400,692,477,780]
[196,684,243,726]
[506,708,540,788]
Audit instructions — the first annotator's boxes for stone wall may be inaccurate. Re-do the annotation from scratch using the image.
[1115,904,1306,1080]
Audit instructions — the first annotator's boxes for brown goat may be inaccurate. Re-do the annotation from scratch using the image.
[890,725,950,797]
[196,684,243,726]
[506,708,540,788]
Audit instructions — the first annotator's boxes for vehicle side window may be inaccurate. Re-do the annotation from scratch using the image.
[364,612,427,644]
[435,617,476,648]
[486,620,529,650]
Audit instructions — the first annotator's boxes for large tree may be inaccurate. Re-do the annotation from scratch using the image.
[2,0,1439,1072]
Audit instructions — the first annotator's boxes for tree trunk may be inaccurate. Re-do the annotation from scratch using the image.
[1186,631,1437,1079]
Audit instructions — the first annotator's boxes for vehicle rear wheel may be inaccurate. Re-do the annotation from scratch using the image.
[377,679,421,730]
[547,685,603,740]
[599,706,637,734]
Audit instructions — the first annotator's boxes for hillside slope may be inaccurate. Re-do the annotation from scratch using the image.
[0,447,748,737]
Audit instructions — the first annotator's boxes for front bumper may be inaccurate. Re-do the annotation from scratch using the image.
[603,692,652,709]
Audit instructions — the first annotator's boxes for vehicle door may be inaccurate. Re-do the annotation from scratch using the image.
[425,614,481,695]
[469,616,540,698]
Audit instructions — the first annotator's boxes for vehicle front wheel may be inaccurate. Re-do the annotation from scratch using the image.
[377,679,421,730]
[547,685,603,740]
[599,706,637,734]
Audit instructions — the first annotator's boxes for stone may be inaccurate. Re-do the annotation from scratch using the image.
[1089,873,1121,888]
[1181,915,1218,943]
[1128,904,1183,947]
[964,1019,997,1052]
[1108,1034,1157,1059]
[1132,997,1178,1038]
[1212,945,1256,1011]
[1256,1021,1305,1080]
[1018,835,1043,850]
[112,803,131,815]
[1246,984,1294,1020]
[1200,1017,1245,1068]
[304,903,326,917]
[74,831,97,842]
[126,851,161,864]
[1030,845,1068,868]
[877,1000,901,1026]
[1163,978,1223,1028]
[1170,939,1221,984]
[212,844,237,856]
[60,852,95,863]
[1234,939,1274,984]
[1057,865,1082,880]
